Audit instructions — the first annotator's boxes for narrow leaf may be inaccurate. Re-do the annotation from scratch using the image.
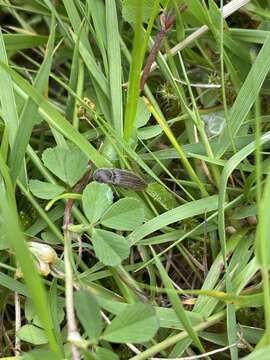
[256,165,270,267]
[124,2,144,141]
[9,24,55,182]
[152,248,205,353]
[129,195,219,243]
[216,33,270,157]
[106,0,123,134]
[0,30,18,146]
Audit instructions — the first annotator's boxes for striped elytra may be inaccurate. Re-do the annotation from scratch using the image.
[93,168,147,191]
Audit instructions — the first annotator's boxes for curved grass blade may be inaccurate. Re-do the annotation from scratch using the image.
[215,33,270,157]
[151,246,206,353]
[129,195,218,244]
[106,0,123,134]
[124,2,144,142]
[9,23,56,183]
[0,155,62,358]
[3,34,51,52]
[0,30,18,146]
[218,132,270,349]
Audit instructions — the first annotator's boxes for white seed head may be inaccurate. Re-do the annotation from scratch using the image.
[29,242,58,263]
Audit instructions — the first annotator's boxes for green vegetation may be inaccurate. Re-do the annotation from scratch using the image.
[0,0,269,359]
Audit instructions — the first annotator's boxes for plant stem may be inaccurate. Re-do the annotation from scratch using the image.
[63,167,92,359]
[262,267,270,344]
[14,290,21,356]
[140,4,188,91]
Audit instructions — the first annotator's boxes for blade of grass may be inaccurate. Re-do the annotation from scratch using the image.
[177,51,221,187]
[151,246,206,353]
[0,154,61,358]
[9,22,55,183]
[141,0,160,58]
[255,166,270,344]
[124,2,144,142]
[0,30,28,186]
[3,34,51,52]
[106,0,123,135]
[0,29,19,146]
[129,195,218,244]
[87,0,108,75]
[63,0,109,98]
[218,132,270,262]
[216,33,270,157]
[218,132,270,350]
[65,23,81,122]
[0,271,28,297]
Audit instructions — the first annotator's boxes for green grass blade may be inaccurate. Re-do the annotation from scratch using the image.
[255,166,270,344]
[218,132,270,260]
[0,155,61,358]
[9,24,55,183]
[124,2,144,142]
[216,33,270,157]
[63,0,109,98]
[255,166,270,268]
[87,0,108,74]
[152,247,206,353]
[0,30,19,146]
[129,195,218,244]
[65,24,81,122]
[106,0,123,134]
[218,132,270,350]
[3,34,51,52]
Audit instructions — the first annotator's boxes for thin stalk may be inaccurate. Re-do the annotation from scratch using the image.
[262,267,270,343]
[140,0,160,67]
[252,61,270,342]
[14,290,21,356]
[72,58,84,130]
[177,52,220,188]
[149,0,251,73]
[64,230,80,360]
[254,64,262,206]
[63,168,92,359]
[140,4,188,91]
[219,0,238,166]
